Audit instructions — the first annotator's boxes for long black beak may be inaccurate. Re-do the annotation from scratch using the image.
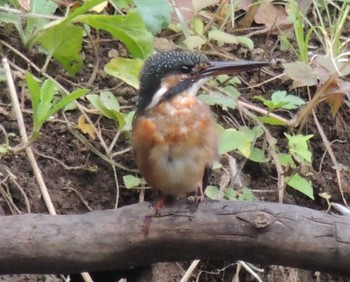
[198,60,270,78]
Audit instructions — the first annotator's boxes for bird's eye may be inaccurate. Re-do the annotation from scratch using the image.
[181,65,193,73]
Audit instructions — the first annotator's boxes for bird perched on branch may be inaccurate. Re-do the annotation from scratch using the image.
[132,50,269,214]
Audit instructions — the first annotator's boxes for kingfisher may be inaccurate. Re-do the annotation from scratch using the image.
[132,50,269,214]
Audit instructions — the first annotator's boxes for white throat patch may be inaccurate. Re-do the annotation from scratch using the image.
[144,78,206,111]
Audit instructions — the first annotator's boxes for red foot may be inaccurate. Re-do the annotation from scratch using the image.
[154,192,165,216]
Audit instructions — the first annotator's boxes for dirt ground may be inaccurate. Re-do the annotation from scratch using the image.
[1,13,350,282]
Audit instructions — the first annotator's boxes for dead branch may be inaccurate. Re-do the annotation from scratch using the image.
[1,200,350,276]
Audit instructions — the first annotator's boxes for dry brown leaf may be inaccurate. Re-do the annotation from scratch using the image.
[237,1,292,34]
[78,115,96,140]
[88,0,108,13]
[254,2,291,33]
[326,93,345,116]
[192,0,220,13]
[171,0,196,22]
[18,0,30,11]
[314,55,350,78]
[237,1,260,28]
[324,79,350,116]
[283,61,318,88]
[153,37,178,52]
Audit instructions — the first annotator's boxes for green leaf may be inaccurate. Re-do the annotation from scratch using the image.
[205,185,220,200]
[257,115,288,126]
[198,94,237,110]
[286,173,314,200]
[134,0,172,34]
[123,175,141,189]
[183,35,206,50]
[285,133,313,163]
[63,101,78,112]
[192,17,204,36]
[86,93,126,128]
[34,22,83,75]
[74,12,153,59]
[25,0,58,43]
[99,92,120,112]
[277,153,296,168]
[25,72,41,128]
[63,0,107,23]
[240,126,264,141]
[237,36,254,50]
[248,148,268,163]
[37,79,57,128]
[224,188,236,200]
[113,0,133,9]
[123,111,135,131]
[208,30,238,46]
[26,71,87,133]
[255,95,275,110]
[223,85,240,98]
[87,94,114,119]
[271,91,305,110]
[104,57,143,89]
[256,91,305,111]
[218,128,249,156]
[0,11,21,25]
[238,188,257,201]
[219,126,263,157]
[48,88,88,118]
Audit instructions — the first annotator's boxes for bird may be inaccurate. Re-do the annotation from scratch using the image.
[132,50,269,214]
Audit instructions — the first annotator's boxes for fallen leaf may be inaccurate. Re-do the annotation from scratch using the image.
[78,115,96,140]
[18,0,30,11]
[208,30,238,46]
[183,35,206,50]
[171,0,195,22]
[237,0,260,28]
[323,79,350,116]
[326,93,345,116]
[254,2,291,33]
[314,55,350,80]
[192,0,219,13]
[153,37,178,51]
[88,1,108,13]
[283,61,318,88]
[238,1,292,34]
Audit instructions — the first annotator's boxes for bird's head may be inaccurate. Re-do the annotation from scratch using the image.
[136,50,269,112]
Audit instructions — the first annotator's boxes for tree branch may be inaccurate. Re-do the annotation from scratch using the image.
[1,200,350,275]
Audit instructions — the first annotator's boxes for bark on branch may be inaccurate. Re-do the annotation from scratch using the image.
[1,200,350,275]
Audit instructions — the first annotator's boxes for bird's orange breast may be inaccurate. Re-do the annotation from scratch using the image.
[132,94,217,196]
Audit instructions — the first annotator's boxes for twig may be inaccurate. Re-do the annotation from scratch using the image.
[33,149,92,171]
[10,178,31,213]
[112,164,120,209]
[170,0,190,38]
[0,183,22,214]
[180,260,200,282]
[67,124,135,172]
[63,186,94,212]
[238,261,263,282]
[85,27,100,86]
[0,6,61,20]
[3,57,57,215]
[312,109,347,206]
[203,0,227,33]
